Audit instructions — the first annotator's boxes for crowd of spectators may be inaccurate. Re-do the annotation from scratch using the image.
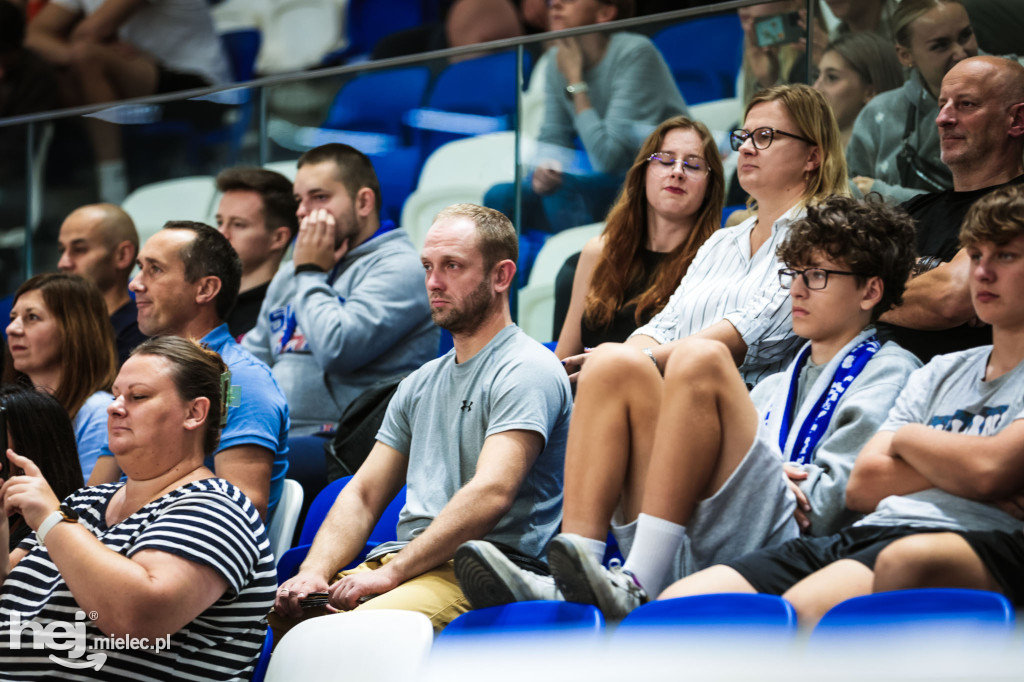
[2,0,1024,677]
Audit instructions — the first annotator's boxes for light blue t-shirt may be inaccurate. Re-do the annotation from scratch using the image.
[96,325,290,516]
[860,346,1024,534]
[200,324,291,517]
[371,325,572,560]
[73,390,112,481]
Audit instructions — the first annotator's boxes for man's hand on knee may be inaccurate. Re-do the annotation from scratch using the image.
[328,565,401,611]
[275,571,331,619]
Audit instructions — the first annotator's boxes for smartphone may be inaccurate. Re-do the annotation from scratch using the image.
[754,11,803,48]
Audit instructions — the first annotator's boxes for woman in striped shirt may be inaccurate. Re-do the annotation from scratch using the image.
[0,336,274,681]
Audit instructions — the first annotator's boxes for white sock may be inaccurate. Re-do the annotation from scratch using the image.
[621,513,687,597]
[97,159,128,204]
[574,533,607,567]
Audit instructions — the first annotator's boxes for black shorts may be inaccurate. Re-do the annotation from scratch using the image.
[961,529,1024,605]
[155,67,211,95]
[725,525,946,595]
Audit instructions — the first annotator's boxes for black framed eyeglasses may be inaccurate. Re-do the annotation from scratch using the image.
[646,153,709,178]
[730,127,815,152]
[778,267,861,290]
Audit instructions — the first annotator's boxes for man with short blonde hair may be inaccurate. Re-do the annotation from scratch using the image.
[272,204,571,631]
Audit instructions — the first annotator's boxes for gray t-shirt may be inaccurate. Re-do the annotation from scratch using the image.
[859,346,1024,533]
[793,358,826,414]
[371,325,572,560]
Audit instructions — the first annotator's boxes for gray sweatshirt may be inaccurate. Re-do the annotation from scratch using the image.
[846,73,951,204]
[242,227,439,436]
[539,32,687,175]
[752,330,922,536]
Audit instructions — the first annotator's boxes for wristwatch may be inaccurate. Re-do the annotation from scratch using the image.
[37,504,79,547]
[565,81,589,96]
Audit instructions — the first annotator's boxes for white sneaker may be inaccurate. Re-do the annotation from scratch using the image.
[548,533,647,621]
[455,540,563,609]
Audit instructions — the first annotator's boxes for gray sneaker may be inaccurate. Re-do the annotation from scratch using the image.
[547,533,647,621]
[455,540,563,609]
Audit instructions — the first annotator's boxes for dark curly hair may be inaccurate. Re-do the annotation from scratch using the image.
[960,183,1024,247]
[777,194,917,321]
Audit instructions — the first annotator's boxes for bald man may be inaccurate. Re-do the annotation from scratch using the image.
[879,55,1024,362]
[57,203,147,364]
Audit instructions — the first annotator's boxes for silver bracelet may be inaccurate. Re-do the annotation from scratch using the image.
[642,347,659,371]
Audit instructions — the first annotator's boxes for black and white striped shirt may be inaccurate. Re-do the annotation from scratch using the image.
[631,206,804,385]
[0,479,274,681]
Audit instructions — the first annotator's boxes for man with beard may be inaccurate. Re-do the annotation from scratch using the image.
[242,143,437,437]
[271,204,572,632]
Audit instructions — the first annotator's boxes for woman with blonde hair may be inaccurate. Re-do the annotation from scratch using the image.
[455,83,852,613]
[556,115,724,358]
[813,32,904,148]
[4,273,116,480]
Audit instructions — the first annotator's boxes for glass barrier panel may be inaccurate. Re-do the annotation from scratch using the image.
[0,121,32,297]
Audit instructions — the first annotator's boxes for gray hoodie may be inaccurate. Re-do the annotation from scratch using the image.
[243,227,439,436]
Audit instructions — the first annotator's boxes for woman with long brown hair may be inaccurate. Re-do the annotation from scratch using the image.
[555,115,724,358]
[4,273,116,480]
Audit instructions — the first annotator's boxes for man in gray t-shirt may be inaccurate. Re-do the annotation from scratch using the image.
[271,204,572,632]
[652,183,1024,628]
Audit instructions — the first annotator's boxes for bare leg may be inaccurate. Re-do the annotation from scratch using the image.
[873,533,1002,594]
[658,565,758,600]
[70,41,159,163]
[783,559,874,629]
[445,0,523,50]
[641,338,760,525]
[561,343,662,541]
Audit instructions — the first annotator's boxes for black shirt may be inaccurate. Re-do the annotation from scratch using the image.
[227,281,270,340]
[880,174,1024,361]
[580,248,668,349]
[109,299,147,367]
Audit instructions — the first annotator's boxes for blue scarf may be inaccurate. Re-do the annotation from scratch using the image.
[774,335,880,464]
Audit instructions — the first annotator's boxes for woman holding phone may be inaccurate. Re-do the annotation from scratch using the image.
[0,337,273,678]
[0,385,84,551]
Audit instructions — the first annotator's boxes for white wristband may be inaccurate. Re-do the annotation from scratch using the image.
[36,510,66,547]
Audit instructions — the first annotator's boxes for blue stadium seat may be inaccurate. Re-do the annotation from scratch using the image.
[814,588,1015,638]
[0,294,12,340]
[617,594,798,633]
[405,50,532,159]
[277,479,406,584]
[285,435,330,522]
[653,15,743,105]
[323,67,432,138]
[250,628,273,682]
[220,28,262,83]
[438,601,605,640]
[324,0,427,64]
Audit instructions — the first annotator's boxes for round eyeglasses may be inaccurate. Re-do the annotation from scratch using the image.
[646,153,709,178]
[778,267,861,290]
[730,127,815,152]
